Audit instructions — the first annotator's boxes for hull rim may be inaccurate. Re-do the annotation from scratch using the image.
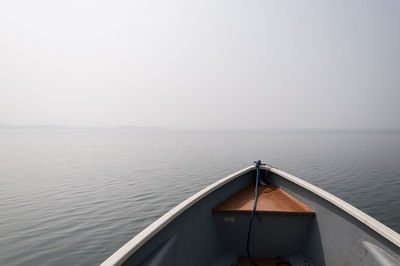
[101,164,400,265]
[268,166,400,248]
[101,166,254,266]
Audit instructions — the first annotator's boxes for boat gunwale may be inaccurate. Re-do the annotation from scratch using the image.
[100,166,255,266]
[101,164,400,266]
[268,166,400,248]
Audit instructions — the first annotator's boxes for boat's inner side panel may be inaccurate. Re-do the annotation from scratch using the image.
[122,169,400,266]
[267,171,400,266]
[122,170,257,266]
[213,212,314,261]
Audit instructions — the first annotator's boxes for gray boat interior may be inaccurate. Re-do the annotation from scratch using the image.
[121,169,400,266]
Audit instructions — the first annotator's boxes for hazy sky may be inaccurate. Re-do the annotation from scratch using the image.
[0,0,399,129]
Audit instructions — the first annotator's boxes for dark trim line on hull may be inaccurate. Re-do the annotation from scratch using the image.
[101,166,254,266]
[269,166,400,248]
[101,164,400,266]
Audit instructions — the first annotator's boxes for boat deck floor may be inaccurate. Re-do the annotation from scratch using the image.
[236,257,290,266]
[212,184,314,216]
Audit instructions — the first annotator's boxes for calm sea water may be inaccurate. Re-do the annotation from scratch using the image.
[0,130,399,265]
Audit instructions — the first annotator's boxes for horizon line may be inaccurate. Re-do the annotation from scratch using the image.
[0,123,400,132]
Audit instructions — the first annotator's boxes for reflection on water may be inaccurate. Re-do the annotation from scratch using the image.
[0,130,399,265]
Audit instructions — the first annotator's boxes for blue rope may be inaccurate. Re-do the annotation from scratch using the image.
[246,160,261,266]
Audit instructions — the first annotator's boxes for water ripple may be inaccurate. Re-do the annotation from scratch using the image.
[0,130,399,265]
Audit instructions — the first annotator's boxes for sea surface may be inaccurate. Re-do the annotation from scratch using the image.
[0,130,399,265]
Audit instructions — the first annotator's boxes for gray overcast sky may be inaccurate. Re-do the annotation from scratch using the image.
[0,0,399,129]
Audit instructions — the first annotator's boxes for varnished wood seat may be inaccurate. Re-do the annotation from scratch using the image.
[212,184,314,216]
[236,257,290,266]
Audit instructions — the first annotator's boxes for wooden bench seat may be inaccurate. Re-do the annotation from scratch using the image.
[212,184,314,216]
[236,257,290,266]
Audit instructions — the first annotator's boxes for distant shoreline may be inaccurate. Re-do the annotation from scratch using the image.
[0,124,399,133]
[0,124,168,131]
